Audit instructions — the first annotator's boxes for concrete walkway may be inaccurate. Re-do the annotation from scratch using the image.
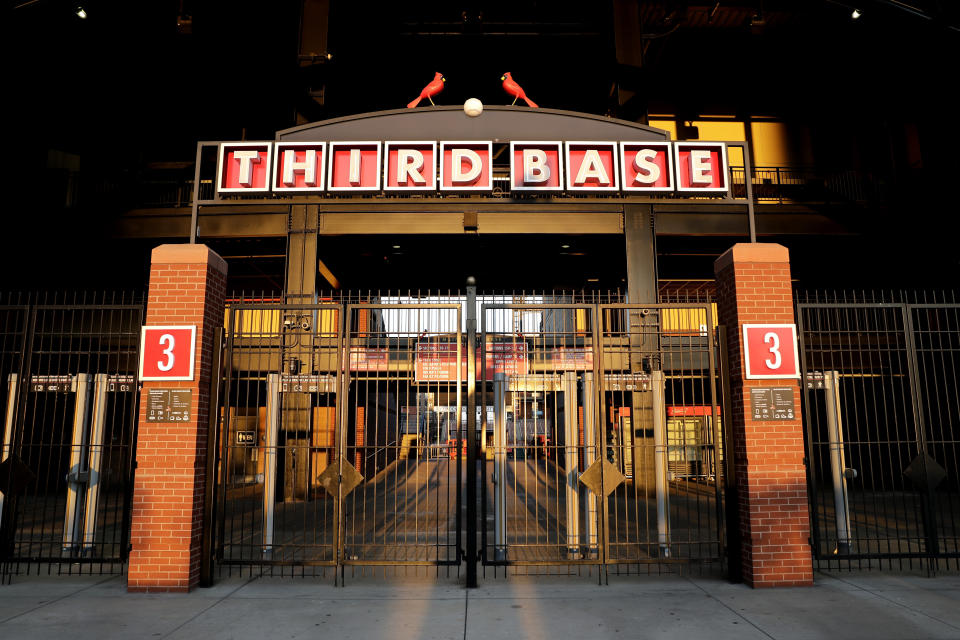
[2,571,960,640]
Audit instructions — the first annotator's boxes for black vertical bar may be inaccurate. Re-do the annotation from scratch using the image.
[903,305,940,567]
[717,323,742,581]
[200,327,224,587]
[466,282,477,588]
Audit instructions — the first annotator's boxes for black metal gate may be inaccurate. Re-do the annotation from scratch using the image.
[479,300,725,575]
[0,293,143,579]
[214,297,464,577]
[797,292,960,571]
[212,293,726,579]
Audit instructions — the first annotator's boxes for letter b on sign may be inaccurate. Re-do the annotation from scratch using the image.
[139,326,197,381]
[742,324,800,379]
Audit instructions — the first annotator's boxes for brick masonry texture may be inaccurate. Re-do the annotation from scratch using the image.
[714,243,813,588]
[127,245,227,592]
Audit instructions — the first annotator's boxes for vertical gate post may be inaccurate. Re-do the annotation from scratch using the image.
[128,244,227,592]
[465,280,478,588]
[714,243,813,588]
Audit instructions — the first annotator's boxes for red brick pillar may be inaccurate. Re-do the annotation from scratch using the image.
[128,245,227,592]
[714,243,813,587]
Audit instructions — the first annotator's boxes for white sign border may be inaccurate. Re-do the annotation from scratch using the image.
[509,141,564,192]
[565,141,620,192]
[139,325,197,382]
[383,141,438,192]
[217,142,273,194]
[742,323,801,380]
[674,141,729,194]
[272,141,327,193]
[439,141,494,192]
[327,141,383,192]
[620,141,674,193]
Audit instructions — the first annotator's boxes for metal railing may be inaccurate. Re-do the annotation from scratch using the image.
[797,290,960,572]
[729,166,887,204]
[66,164,888,209]
[0,292,144,580]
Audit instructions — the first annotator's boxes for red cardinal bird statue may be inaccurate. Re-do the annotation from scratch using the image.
[407,72,446,108]
[501,72,538,108]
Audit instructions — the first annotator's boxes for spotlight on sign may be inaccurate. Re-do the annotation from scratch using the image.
[464,98,483,117]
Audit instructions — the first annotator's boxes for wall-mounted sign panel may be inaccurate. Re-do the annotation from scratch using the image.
[145,388,193,423]
[620,141,674,192]
[749,387,796,421]
[272,142,326,192]
[510,141,562,191]
[565,141,619,192]
[439,141,493,192]
[139,325,197,381]
[742,324,800,379]
[327,142,382,191]
[218,142,272,193]
[384,141,437,191]
[675,142,729,193]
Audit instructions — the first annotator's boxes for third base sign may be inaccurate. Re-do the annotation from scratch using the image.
[742,324,800,379]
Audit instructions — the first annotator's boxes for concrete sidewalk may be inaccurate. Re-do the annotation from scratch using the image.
[2,571,960,640]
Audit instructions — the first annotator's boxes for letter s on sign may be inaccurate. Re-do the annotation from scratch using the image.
[157,333,176,372]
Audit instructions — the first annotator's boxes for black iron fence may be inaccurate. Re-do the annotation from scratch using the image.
[0,292,144,580]
[797,291,960,572]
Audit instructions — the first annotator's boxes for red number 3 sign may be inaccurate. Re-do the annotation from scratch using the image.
[742,324,800,379]
[139,326,197,381]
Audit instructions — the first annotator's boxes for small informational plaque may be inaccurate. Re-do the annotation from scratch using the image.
[145,388,193,423]
[749,387,795,421]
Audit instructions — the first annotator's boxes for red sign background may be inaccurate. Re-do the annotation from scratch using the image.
[675,142,727,191]
[273,143,326,191]
[219,144,271,191]
[511,142,562,190]
[329,143,381,190]
[742,324,800,379]
[620,142,673,191]
[384,142,436,190]
[566,143,618,190]
[139,326,196,381]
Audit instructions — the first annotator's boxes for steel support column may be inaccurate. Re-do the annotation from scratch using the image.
[466,282,478,587]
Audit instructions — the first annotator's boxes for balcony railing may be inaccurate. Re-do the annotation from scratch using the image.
[729,166,887,204]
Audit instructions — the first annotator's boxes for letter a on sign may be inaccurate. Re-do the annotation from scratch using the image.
[742,324,800,379]
[139,325,197,381]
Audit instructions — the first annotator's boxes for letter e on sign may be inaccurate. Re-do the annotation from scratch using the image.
[139,326,197,381]
[742,324,800,379]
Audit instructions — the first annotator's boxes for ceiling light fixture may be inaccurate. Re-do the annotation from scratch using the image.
[75,5,87,18]
[851,8,861,19]
[561,244,570,249]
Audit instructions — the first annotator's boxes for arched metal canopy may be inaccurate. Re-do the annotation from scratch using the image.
[276,105,669,142]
